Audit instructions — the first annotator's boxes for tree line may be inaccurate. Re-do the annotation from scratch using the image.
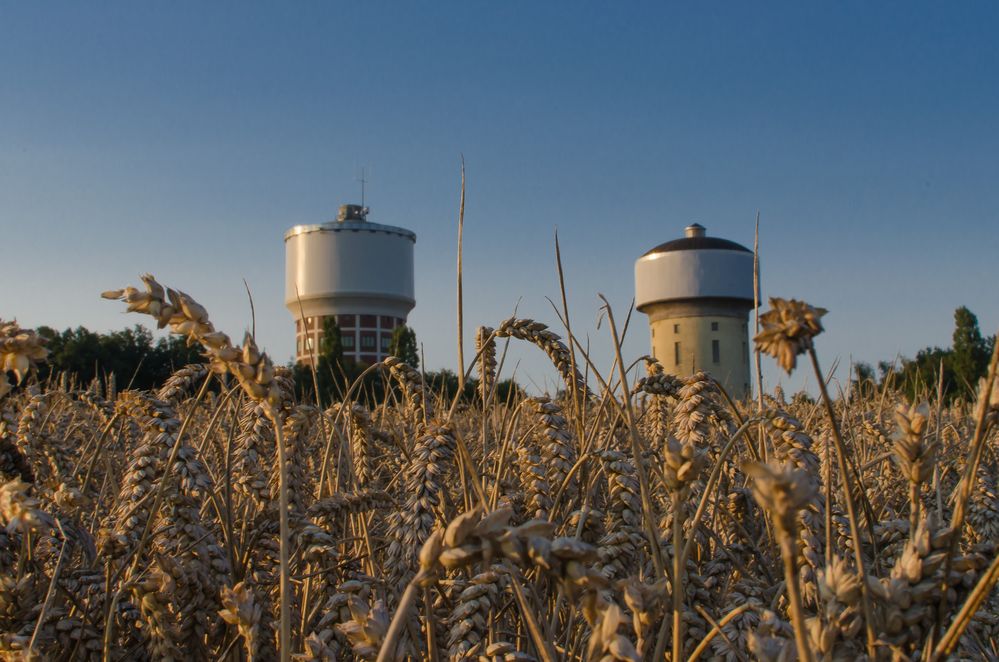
[27,320,523,406]
[34,325,204,391]
[852,306,996,403]
[24,306,993,405]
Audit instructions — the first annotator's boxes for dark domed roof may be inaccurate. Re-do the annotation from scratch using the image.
[642,235,751,257]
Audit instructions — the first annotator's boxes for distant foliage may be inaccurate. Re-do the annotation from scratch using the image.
[35,324,203,390]
[951,306,993,391]
[292,318,349,405]
[319,316,343,365]
[424,369,473,402]
[389,325,419,370]
[853,306,995,402]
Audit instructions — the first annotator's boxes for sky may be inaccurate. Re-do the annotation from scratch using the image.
[2,2,997,396]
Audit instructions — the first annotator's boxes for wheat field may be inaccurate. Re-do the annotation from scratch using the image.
[0,276,997,661]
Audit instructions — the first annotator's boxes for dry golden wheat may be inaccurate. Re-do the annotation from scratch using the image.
[0,287,996,661]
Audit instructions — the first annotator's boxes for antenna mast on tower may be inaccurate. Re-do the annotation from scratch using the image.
[357,167,369,211]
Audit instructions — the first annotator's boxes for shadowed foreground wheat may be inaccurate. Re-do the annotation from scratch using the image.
[0,282,997,661]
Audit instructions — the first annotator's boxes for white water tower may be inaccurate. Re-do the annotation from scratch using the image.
[285,204,416,365]
[635,223,755,399]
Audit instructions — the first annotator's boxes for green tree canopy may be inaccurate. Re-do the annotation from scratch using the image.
[35,324,202,391]
[389,325,419,369]
[319,317,343,364]
[951,306,991,392]
[293,317,352,406]
[892,306,995,402]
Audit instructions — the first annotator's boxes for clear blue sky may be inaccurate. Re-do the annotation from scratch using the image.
[3,2,997,394]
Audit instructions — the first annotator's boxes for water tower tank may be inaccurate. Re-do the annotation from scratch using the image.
[635,223,755,399]
[285,204,416,365]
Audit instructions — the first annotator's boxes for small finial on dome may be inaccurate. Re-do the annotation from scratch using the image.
[685,223,706,238]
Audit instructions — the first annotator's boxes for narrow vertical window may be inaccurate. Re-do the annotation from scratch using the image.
[674,341,680,366]
[673,323,679,333]
[712,339,720,364]
[711,321,719,331]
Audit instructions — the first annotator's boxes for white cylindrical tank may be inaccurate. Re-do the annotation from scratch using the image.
[285,204,416,365]
[635,224,755,399]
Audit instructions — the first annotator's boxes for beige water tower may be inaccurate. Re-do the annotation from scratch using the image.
[635,223,754,400]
